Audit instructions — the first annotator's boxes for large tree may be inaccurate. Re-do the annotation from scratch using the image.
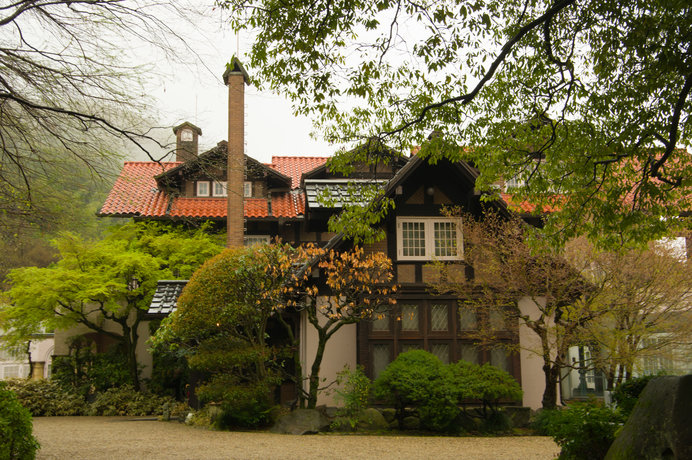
[1,223,223,390]
[220,0,690,246]
[429,210,599,409]
[0,0,193,224]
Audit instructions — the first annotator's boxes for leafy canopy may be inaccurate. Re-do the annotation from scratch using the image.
[220,0,691,246]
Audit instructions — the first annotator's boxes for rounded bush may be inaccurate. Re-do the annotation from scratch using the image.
[0,381,40,460]
[373,350,460,432]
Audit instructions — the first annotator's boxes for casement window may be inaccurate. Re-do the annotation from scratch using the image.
[396,217,463,260]
[196,181,210,197]
[243,181,252,198]
[366,300,517,380]
[212,181,228,197]
[244,235,271,247]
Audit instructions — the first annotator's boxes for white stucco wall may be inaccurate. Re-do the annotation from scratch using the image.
[518,296,561,410]
[300,298,357,406]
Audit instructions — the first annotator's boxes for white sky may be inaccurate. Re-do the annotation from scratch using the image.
[138,3,336,164]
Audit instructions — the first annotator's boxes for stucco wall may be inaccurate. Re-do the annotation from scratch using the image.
[518,296,561,410]
[300,297,357,406]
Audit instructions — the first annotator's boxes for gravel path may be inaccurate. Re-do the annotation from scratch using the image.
[33,416,560,460]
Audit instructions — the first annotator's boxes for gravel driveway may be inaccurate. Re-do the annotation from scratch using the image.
[33,416,560,460]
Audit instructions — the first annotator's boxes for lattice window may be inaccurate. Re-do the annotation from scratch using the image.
[430,343,450,364]
[372,312,389,332]
[401,304,419,331]
[490,347,510,372]
[430,304,449,331]
[458,307,477,330]
[459,343,479,364]
[372,344,391,379]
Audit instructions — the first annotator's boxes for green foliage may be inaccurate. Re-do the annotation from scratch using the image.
[6,379,86,417]
[51,340,131,399]
[0,381,39,460]
[2,222,223,389]
[87,386,175,417]
[331,365,372,430]
[539,402,625,460]
[612,375,657,418]
[374,351,523,433]
[153,244,293,427]
[373,350,459,432]
[220,0,691,247]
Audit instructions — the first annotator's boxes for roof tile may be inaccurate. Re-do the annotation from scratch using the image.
[269,156,328,189]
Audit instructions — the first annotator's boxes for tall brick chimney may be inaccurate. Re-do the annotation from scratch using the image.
[222,58,250,247]
[172,122,202,162]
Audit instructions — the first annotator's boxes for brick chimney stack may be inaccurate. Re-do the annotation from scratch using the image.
[172,122,202,162]
[223,58,250,247]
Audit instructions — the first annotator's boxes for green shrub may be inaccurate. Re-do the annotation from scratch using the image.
[541,401,625,460]
[331,365,372,430]
[6,379,86,416]
[373,350,460,432]
[197,374,278,429]
[51,342,131,399]
[612,375,656,417]
[87,385,174,416]
[0,381,39,460]
[449,360,522,432]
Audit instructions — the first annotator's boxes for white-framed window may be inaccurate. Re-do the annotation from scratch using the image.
[212,181,227,197]
[396,217,463,261]
[244,235,271,247]
[243,181,252,198]
[196,181,210,197]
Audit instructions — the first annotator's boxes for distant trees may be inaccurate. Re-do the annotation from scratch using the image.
[567,238,692,388]
[1,223,223,390]
[0,0,193,225]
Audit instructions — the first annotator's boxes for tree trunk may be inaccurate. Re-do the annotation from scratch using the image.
[307,332,327,409]
[541,362,560,409]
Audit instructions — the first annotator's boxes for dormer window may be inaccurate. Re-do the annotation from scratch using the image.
[213,181,227,197]
[243,181,252,198]
[196,181,210,197]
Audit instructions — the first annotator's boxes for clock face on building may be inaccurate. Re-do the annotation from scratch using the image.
[181,128,193,142]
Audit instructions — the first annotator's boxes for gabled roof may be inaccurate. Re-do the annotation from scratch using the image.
[99,152,326,220]
[99,161,178,217]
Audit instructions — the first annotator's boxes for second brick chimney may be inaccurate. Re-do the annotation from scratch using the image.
[223,58,250,247]
[172,122,202,162]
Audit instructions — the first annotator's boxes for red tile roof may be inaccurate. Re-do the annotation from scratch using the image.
[100,162,179,217]
[170,198,226,218]
[99,156,327,219]
[268,156,329,189]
